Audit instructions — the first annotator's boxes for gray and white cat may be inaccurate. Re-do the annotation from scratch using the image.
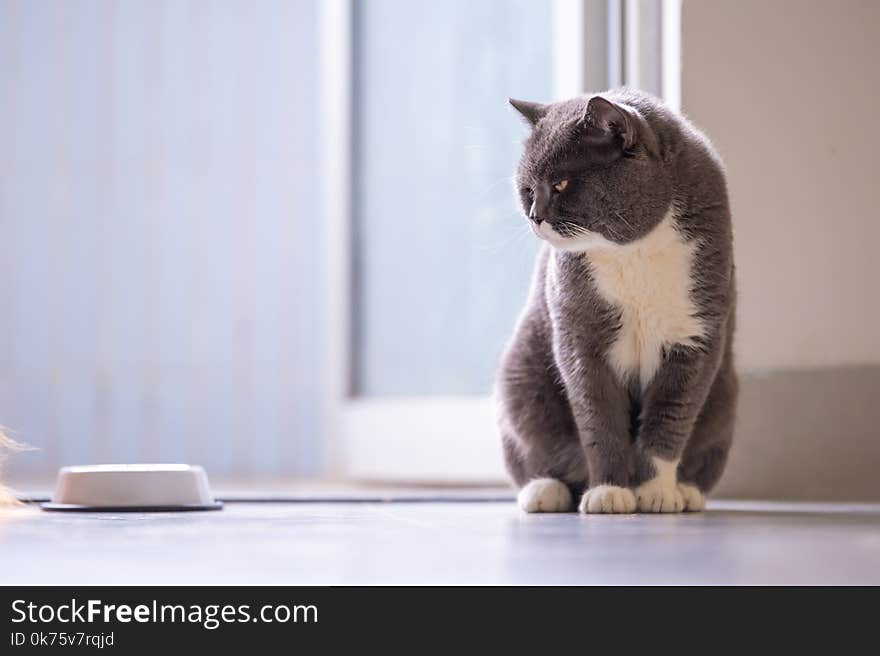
[497,88,737,514]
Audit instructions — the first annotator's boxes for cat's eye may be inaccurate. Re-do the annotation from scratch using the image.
[553,179,569,193]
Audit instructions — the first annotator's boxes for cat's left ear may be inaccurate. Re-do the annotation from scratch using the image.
[581,96,637,150]
[509,98,548,127]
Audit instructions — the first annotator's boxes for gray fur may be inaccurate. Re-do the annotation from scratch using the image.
[497,88,737,508]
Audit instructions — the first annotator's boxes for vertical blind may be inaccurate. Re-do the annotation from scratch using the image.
[0,0,321,478]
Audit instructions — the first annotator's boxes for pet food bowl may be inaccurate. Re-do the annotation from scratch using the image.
[42,464,222,512]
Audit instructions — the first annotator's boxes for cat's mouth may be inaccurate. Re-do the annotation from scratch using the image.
[532,220,612,252]
[532,221,569,246]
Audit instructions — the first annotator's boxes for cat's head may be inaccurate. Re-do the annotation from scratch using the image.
[510,91,673,251]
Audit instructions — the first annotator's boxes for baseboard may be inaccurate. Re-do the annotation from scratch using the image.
[714,364,880,501]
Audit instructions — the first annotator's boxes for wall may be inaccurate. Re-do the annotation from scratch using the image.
[683,0,880,499]
[682,0,880,372]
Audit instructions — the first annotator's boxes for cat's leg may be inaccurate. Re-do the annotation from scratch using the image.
[500,409,585,513]
[498,318,586,513]
[569,373,637,514]
[633,338,728,513]
[677,354,737,511]
[499,379,585,513]
[550,335,637,514]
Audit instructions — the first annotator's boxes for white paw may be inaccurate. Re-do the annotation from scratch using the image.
[634,479,684,512]
[517,478,573,513]
[678,483,706,512]
[635,457,684,513]
[579,485,636,514]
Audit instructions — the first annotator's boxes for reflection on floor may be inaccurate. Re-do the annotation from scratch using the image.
[3,500,879,585]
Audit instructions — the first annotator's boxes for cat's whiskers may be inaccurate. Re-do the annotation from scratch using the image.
[612,210,636,233]
[601,221,626,242]
[555,217,595,241]
[476,215,534,253]
[475,174,519,201]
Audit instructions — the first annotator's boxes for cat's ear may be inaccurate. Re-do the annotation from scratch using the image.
[509,98,548,127]
[582,96,637,150]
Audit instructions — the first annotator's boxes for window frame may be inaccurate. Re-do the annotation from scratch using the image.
[319,0,681,482]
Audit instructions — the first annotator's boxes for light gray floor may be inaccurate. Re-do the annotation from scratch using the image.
[3,500,879,585]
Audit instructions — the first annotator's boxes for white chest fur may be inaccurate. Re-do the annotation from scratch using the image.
[584,211,704,388]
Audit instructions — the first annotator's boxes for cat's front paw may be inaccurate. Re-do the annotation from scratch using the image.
[517,478,573,513]
[579,485,636,514]
[678,482,706,512]
[634,478,684,513]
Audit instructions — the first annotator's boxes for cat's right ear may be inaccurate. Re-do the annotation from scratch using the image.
[581,96,637,150]
[509,98,548,127]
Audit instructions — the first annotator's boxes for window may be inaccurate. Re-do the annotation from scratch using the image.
[338,0,552,481]
[353,0,551,398]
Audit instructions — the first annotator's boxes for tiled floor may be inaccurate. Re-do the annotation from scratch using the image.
[2,499,879,585]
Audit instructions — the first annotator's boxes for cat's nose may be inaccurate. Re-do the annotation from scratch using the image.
[529,202,543,225]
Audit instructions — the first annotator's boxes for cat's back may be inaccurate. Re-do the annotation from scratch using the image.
[615,89,729,218]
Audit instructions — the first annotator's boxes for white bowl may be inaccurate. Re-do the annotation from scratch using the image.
[43,464,222,512]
